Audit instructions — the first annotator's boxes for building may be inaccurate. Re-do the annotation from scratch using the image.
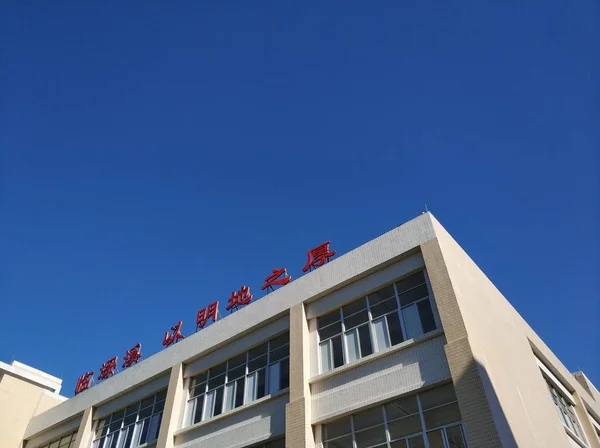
[0,360,66,448]
[7,212,600,448]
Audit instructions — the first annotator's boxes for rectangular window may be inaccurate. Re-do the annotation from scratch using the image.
[321,384,466,448]
[317,271,438,373]
[546,380,587,445]
[39,432,78,448]
[92,390,166,448]
[186,332,289,427]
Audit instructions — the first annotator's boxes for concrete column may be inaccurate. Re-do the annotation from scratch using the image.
[72,406,94,448]
[285,303,314,448]
[156,363,185,448]
[573,392,600,448]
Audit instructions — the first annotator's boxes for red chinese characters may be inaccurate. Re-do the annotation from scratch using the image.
[162,320,185,346]
[261,268,291,291]
[97,357,118,381]
[196,300,219,330]
[74,371,94,395]
[302,241,336,272]
[226,285,253,311]
[122,343,142,369]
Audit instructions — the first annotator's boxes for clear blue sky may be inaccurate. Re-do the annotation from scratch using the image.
[1,2,598,397]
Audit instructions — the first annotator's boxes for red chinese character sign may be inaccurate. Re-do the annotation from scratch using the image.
[302,241,336,272]
[196,301,219,331]
[162,320,185,346]
[122,343,142,368]
[261,268,291,292]
[226,285,253,311]
[74,371,94,395]
[97,357,118,381]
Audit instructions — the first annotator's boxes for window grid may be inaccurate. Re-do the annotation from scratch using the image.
[318,271,438,374]
[92,390,166,448]
[546,381,587,445]
[36,431,78,448]
[186,332,289,427]
[321,384,467,448]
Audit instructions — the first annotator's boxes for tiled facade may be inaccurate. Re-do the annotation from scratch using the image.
[6,213,600,448]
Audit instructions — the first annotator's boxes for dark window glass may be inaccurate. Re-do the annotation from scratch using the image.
[270,333,289,350]
[342,298,367,317]
[395,272,426,294]
[228,353,246,369]
[155,389,167,402]
[387,312,404,346]
[213,387,224,417]
[354,407,384,431]
[193,395,204,424]
[248,354,268,372]
[358,325,373,357]
[332,335,344,368]
[123,427,134,447]
[140,396,154,410]
[210,362,227,377]
[228,365,246,380]
[325,435,353,448]
[317,310,341,329]
[355,425,386,448]
[408,435,425,448]
[445,425,466,448]
[399,284,429,306]
[385,395,419,420]
[344,309,369,330]
[235,377,245,407]
[417,300,436,333]
[192,381,206,398]
[423,402,461,429]
[139,420,150,445]
[368,285,396,305]
[388,414,422,440]
[124,414,137,426]
[154,399,165,413]
[279,357,290,390]
[324,417,352,439]
[419,384,456,410]
[125,403,139,415]
[370,297,398,318]
[318,321,342,340]
[192,372,207,385]
[139,405,153,419]
[426,429,444,448]
[256,369,266,399]
[208,373,225,390]
[270,345,289,362]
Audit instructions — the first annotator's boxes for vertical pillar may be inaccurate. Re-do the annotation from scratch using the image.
[285,303,314,448]
[156,363,185,448]
[573,392,600,448]
[73,406,94,448]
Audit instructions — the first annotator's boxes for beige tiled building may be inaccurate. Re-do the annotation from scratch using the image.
[4,213,600,448]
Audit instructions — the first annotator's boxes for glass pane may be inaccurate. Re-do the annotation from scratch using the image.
[205,390,216,418]
[248,354,268,372]
[270,333,289,350]
[388,414,422,440]
[370,297,398,318]
[325,435,353,448]
[423,402,461,429]
[387,312,404,346]
[228,365,246,381]
[235,377,245,408]
[125,403,140,415]
[193,395,204,424]
[445,425,466,448]
[353,407,384,431]
[373,317,390,351]
[345,329,360,362]
[249,342,268,359]
[399,284,429,306]
[402,304,423,339]
[191,372,207,387]
[225,382,236,412]
[318,310,341,329]
[324,417,352,440]
[210,362,227,377]
[246,371,257,403]
[417,300,436,333]
[426,429,444,448]
[228,353,247,370]
[124,413,137,426]
[213,386,224,417]
[208,373,226,390]
[147,413,162,442]
[139,405,153,419]
[390,441,407,448]
[270,345,289,363]
[154,399,165,413]
[155,389,167,402]
[408,435,425,448]
[342,298,367,318]
[279,357,289,390]
[395,272,426,294]
[358,324,373,357]
[265,439,286,448]
[355,425,387,448]
[368,285,396,305]
[269,361,281,395]
[140,396,154,409]
[385,395,419,420]
[319,321,343,340]
[256,368,266,399]
[117,427,132,448]
[138,419,149,445]
[344,309,369,330]
[320,341,333,373]
[332,335,344,368]
[191,381,206,398]
[419,384,457,410]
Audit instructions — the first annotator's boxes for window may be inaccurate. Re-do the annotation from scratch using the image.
[321,384,466,448]
[546,380,587,444]
[186,332,289,427]
[92,390,166,448]
[244,439,285,448]
[35,431,78,448]
[318,271,438,373]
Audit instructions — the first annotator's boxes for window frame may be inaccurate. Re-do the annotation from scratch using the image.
[35,431,78,448]
[185,332,290,427]
[545,380,588,446]
[317,270,440,374]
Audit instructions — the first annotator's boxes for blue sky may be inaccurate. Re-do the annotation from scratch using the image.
[1,2,598,396]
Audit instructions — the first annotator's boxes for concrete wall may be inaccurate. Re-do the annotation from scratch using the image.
[429,215,600,448]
